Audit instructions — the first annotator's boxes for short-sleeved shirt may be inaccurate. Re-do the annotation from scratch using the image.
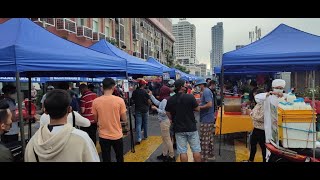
[200,88,215,123]
[92,95,127,140]
[80,90,97,123]
[131,88,150,113]
[165,93,198,133]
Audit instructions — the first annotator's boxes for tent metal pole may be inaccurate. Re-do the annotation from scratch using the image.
[312,71,316,159]
[126,73,135,153]
[219,66,224,156]
[28,77,32,140]
[16,72,26,154]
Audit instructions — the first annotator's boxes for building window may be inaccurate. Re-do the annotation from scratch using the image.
[105,19,110,37]
[119,18,125,43]
[77,18,87,27]
[93,18,99,32]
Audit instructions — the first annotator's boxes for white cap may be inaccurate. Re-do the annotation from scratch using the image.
[272,79,285,88]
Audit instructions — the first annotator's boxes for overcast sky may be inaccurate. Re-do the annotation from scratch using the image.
[172,18,320,69]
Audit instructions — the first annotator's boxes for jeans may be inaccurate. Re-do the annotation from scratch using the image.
[80,123,97,145]
[175,131,201,154]
[135,111,148,142]
[99,138,124,162]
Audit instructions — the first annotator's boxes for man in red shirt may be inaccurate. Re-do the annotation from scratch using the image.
[79,84,98,145]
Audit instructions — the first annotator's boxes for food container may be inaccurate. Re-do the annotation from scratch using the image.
[224,96,241,115]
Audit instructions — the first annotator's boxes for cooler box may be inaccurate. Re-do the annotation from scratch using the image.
[224,96,241,115]
[278,108,317,148]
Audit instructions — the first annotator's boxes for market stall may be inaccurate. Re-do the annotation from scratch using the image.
[219,23,320,158]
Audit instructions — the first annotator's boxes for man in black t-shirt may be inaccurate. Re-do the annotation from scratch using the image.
[131,79,152,144]
[165,79,201,162]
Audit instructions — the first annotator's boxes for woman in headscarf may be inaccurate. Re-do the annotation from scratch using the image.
[243,89,267,162]
[148,86,175,162]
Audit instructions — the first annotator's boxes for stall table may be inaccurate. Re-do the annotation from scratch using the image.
[215,107,253,135]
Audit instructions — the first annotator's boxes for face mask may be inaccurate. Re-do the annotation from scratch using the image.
[273,89,283,93]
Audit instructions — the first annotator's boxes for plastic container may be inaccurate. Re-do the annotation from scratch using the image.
[278,107,317,148]
[224,96,241,114]
[287,93,297,103]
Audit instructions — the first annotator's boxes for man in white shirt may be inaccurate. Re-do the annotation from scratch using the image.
[25,89,99,162]
[254,79,287,161]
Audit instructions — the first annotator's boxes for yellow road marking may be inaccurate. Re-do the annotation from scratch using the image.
[234,139,262,162]
[124,136,162,162]
[176,144,194,162]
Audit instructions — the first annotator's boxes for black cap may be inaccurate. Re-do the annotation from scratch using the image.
[174,79,186,89]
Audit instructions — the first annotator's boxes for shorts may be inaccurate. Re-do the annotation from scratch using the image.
[175,131,201,154]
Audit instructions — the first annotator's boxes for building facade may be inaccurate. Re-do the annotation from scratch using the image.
[211,22,223,72]
[196,64,207,77]
[172,20,196,65]
[0,18,175,64]
[185,64,201,77]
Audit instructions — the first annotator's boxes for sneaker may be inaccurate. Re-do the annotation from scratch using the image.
[157,154,167,160]
[207,156,216,161]
[135,141,141,145]
[165,156,176,162]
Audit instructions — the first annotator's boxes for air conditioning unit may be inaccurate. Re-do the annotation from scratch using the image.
[92,32,99,41]
[31,18,55,26]
[99,33,106,40]
[56,18,76,34]
[76,26,93,39]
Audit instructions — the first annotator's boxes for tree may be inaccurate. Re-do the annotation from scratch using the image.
[164,49,174,67]
[107,38,118,47]
[174,64,190,74]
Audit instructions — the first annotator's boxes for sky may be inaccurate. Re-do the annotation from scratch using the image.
[171,18,320,69]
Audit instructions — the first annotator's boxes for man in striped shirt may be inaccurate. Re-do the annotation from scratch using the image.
[79,84,98,145]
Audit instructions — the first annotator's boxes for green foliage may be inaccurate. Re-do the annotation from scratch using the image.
[295,86,320,100]
[174,64,190,74]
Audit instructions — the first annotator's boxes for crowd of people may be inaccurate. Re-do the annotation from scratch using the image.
[0,76,221,162]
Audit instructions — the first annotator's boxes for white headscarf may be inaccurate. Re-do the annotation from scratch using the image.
[272,79,285,88]
[254,93,267,104]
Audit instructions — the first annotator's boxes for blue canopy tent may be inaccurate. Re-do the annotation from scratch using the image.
[218,24,320,156]
[223,24,320,73]
[147,57,176,79]
[0,77,106,83]
[0,18,127,77]
[174,69,195,82]
[89,39,163,76]
[0,18,129,152]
